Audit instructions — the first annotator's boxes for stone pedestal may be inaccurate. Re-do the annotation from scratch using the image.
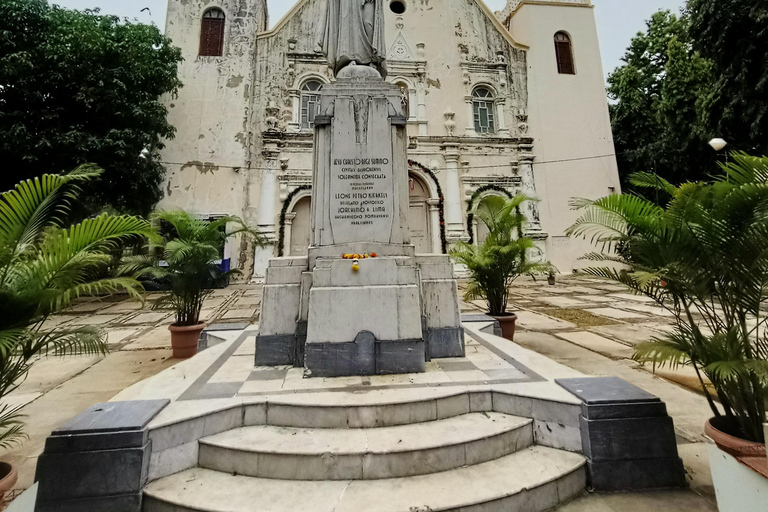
[256,72,464,376]
[557,377,686,491]
[35,400,168,512]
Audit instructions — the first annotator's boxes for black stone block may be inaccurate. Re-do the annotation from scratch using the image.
[52,400,169,439]
[557,377,660,406]
[580,415,679,461]
[425,327,465,358]
[556,377,686,492]
[35,400,168,512]
[582,401,668,420]
[588,458,687,491]
[377,339,426,374]
[255,334,297,366]
[44,429,146,454]
[36,444,150,501]
[35,492,142,512]
[305,333,425,377]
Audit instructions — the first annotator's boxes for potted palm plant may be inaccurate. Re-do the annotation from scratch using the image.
[144,211,261,358]
[452,195,552,340]
[567,153,768,510]
[0,166,151,502]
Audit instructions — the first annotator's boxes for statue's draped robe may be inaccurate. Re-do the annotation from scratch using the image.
[321,0,387,78]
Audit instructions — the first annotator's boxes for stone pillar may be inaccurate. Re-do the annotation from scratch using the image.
[283,212,296,256]
[496,100,510,137]
[288,90,301,132]
[427,198,441,253]
[252,144,279,277]
[517,153,543,233]
[35,400,169,512]
[442,141,467,241]
[416,43,428,136]
[464,96,476,137]
[257,145,280,241]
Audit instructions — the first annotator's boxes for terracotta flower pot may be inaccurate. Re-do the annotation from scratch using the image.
[705,417,766,459]
[491,313,518,341]
[169,322,205,359]
[0,462,18,509]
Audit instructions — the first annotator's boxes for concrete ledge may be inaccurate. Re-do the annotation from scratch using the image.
[35,400,168,512]
[557,377,686,491]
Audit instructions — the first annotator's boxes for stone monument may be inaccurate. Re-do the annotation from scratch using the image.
[255,0,464,376]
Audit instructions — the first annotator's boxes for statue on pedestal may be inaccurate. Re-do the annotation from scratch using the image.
[321,0,387,78]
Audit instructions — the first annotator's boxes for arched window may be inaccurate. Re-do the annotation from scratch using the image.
[396,82,410,118]
[554,32,575,75]
[472,88,496,135]
[300,80,323,129]
[199,8,225,57]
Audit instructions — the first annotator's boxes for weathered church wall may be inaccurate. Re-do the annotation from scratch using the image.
[157,0,621,276]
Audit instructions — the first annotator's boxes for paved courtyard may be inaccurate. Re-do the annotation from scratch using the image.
[3,274,719,510]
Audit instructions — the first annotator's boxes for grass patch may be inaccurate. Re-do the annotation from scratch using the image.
[539,308,619,327]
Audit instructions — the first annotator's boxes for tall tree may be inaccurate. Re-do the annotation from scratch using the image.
[687,0,768,156]
[607,11,714,188]
[0,0,183,216]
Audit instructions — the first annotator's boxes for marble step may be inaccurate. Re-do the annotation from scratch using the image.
[144,446,587,512]
[199,412,533,480]
[261,390,490,429]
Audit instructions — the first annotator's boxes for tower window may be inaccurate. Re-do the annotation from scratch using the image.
[199,8,225,57]
[300,80,323,130]
[555,32,575,75]
[472,87,496,135]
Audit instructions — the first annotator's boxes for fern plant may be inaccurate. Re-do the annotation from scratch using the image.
[451,195,552,316]
[135,211,262,326]
[567,152,768,443]
[0,166,152,449]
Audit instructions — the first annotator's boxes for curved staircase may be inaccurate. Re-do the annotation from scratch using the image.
[143,394,586,512]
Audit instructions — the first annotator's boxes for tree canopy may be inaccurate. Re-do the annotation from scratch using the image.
[608,2,768,188]
[687,0,768,157]
[607,11,714,188]
[0,0,183,216]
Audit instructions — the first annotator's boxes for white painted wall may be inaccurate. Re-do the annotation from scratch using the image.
[508,0,621,272]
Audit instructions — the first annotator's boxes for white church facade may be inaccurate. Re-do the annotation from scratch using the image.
[159,0,620,277]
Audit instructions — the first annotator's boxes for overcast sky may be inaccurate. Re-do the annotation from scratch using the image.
[50,0,685,79]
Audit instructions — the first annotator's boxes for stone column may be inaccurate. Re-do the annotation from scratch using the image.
[257,145,280,241]
[442,141,467,241]
[416,43,428,136]
[517,149,543,233]
[283,212,296,256]
[496,100,510,137]
[288,90,301,132]
[252,144,280,277]
[464,96,476,137]
[427,198,441,253]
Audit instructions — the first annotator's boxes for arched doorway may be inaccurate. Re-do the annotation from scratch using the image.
[408,174,432,253]
[289,196,311,257]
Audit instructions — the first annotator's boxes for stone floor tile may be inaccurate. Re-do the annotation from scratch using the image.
[209,355,256,384]
[538,296,591,308]
[123,312,171,325]
[585,308,648,320]
[608,293,656,303]
[238,379,285,394]
[515,310,577,330]
[555,331,635,359]
[69,314,123,326]
[446,370,490,383]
